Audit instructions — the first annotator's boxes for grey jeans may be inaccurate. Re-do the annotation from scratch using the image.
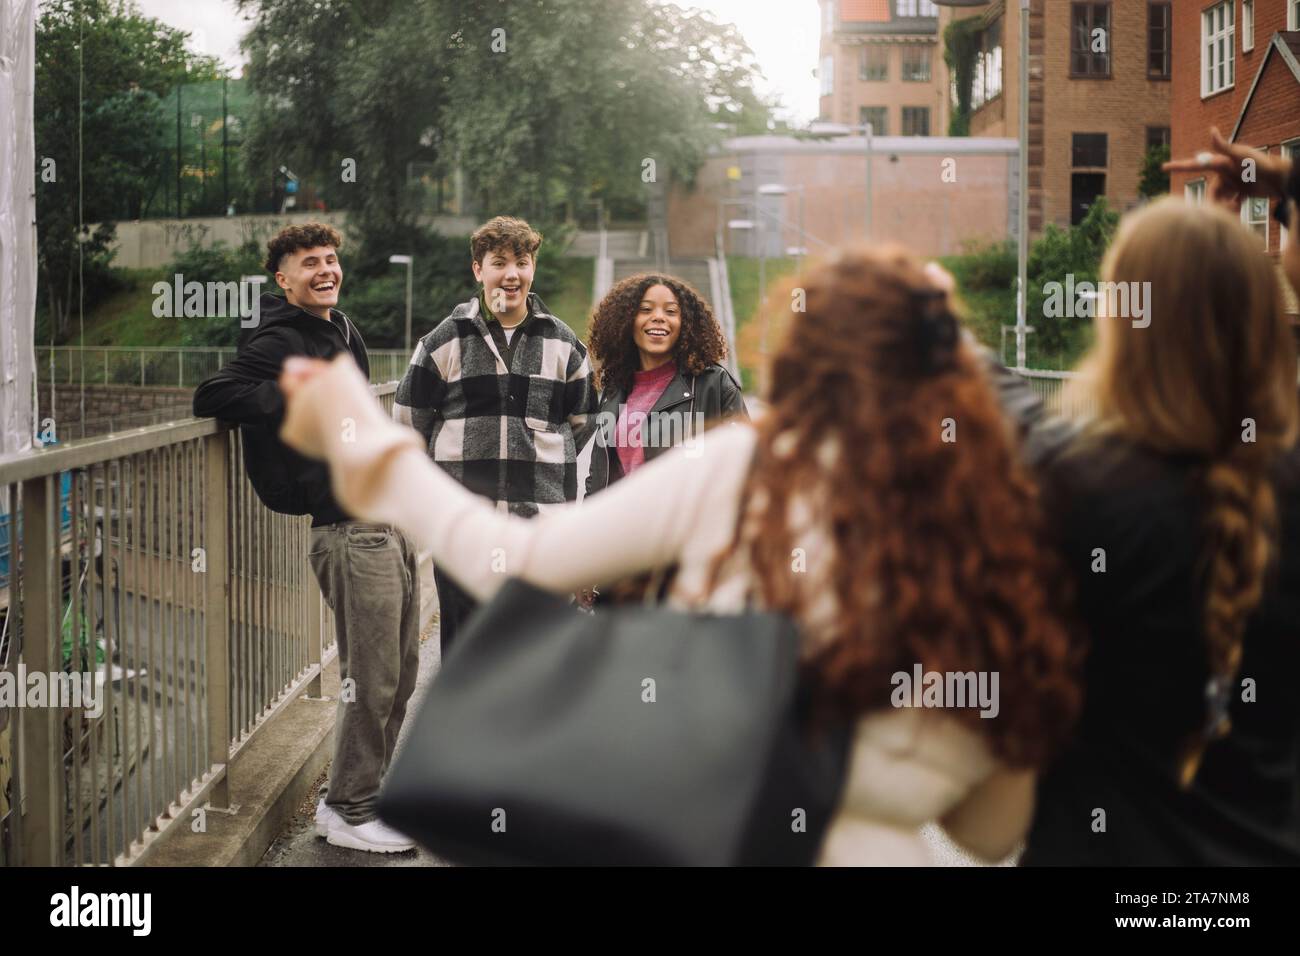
[309,521,420,825]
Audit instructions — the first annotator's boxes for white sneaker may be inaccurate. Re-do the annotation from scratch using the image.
[326,816,416,853]
[314,798,338,838]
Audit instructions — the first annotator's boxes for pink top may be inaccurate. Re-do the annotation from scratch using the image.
[615,362,678,478]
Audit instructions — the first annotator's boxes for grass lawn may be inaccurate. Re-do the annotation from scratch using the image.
[727,255,797,391]
[45,257,597,352]
[44,269,185,348]
[536,256,595,341]
[726,252,1086,385]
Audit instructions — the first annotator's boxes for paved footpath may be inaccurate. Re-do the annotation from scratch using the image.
[259,617,450,867]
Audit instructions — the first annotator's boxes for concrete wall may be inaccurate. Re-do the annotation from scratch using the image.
[41,384,193,441]
[668,135,1018,260]
[103,212,481,271]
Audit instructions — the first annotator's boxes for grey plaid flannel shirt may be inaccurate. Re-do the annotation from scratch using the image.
[393,293,598,517]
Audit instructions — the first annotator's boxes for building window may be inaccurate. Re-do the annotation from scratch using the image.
[902,107,930,136]
[896,0,939,16]
[1071,173,1107,225]
[1290,0,1300,31]
[971,22,1003,109]
[1202,1,1235,97]
[1072,132,1108,168]
[1185,178,1206,205]
[820,55,834,96]
[1242,196,1269,248]
[823,0,836,36]
[1243,0,1255,51]
[1146,126,1170,150]
[902,45,931,82]
[860,45,888,82]
[860,106,887,136]
[1148,3,1171,78]
[1071,3,1112,77]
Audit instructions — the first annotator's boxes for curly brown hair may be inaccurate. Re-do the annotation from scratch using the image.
[265,222,343,273]
[470,216,542,265]
[587,274,728,396]
[707,246,1083,768]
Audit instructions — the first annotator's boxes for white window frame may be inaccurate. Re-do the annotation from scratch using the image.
[1185,178,1207,205]
[824,0,835,36]
[1202,2,1236,97]
[1242,195,1270,249]
[896,0,939,16]
[820,55,834,96]
[902,45,931,82]
[1243,0,1254,52]
[1290,0,1300,31]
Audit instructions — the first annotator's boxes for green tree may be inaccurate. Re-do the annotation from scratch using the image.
[236,0,772,236]
[1027,199,1120,364]
[1139,144,1171,198]
[35,0,219,336]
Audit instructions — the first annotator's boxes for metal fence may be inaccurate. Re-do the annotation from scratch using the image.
[37,347,411,388]
[0,384,397,866]
[1016,368,1090,419]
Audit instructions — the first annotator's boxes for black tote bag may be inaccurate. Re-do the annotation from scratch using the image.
[377,577,849,866]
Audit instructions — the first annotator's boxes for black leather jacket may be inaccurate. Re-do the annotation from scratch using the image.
[986,350,1300,865]
[586,362,748,495]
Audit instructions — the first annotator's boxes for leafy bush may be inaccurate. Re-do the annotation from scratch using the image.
[172,241,266,348]
[947,239,1016,292]
[1026,199,1119,362]
[1139,144,1171,199]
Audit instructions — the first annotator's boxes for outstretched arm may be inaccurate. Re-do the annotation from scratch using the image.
[281,355,749,603]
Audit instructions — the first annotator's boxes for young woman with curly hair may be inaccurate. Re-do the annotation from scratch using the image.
[585,274,747,495]
[277,245,1083,866]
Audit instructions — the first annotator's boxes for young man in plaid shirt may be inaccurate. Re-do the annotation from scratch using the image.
[393,216,598,654]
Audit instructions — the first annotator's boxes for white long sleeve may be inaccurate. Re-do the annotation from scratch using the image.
[281,354,758,604]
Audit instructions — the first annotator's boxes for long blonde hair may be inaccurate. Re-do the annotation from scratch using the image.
[1071,197,1298,786]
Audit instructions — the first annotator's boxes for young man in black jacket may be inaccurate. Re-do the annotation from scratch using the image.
[193,223,418,854]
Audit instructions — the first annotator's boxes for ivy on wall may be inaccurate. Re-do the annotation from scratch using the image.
[944,17,982,137]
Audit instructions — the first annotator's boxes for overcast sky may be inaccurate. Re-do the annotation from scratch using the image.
[133,0,821,124]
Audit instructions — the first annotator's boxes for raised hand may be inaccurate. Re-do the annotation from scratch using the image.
[1163,127,1290,206]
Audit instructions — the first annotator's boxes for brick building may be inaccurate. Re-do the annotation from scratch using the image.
[1168,0,1300,316]
[666,135,1019,259]
[934,1,1172,234]
[817,0,951,137]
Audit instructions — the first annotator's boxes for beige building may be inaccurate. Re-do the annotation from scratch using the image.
[818,0,951,137]
[667,135,1019,260]
[935,0,1172,233]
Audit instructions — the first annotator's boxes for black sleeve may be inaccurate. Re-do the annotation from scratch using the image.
[585,435,607,498]
[192,328,294,425]
[719,367,750,421]
[1276,155,1300,229]
[974,346,1045,437]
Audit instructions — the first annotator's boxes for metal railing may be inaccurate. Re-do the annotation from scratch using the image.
[0,383,397,866]
[1016,368,1092,419]
[37,347,411,388]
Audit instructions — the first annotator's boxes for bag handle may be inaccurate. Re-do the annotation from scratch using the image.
[642,565,670,607]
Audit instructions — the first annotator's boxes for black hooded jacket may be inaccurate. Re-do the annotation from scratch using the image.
[192,292,370,525]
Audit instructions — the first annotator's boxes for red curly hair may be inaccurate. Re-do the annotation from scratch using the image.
[709,246,1082,767]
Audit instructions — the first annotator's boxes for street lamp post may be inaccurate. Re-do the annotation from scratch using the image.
[1015,0,1030,370]
[807,121,874,242]
[389,254,414,355]
[758,183,807,271]
[727,217,770,391]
